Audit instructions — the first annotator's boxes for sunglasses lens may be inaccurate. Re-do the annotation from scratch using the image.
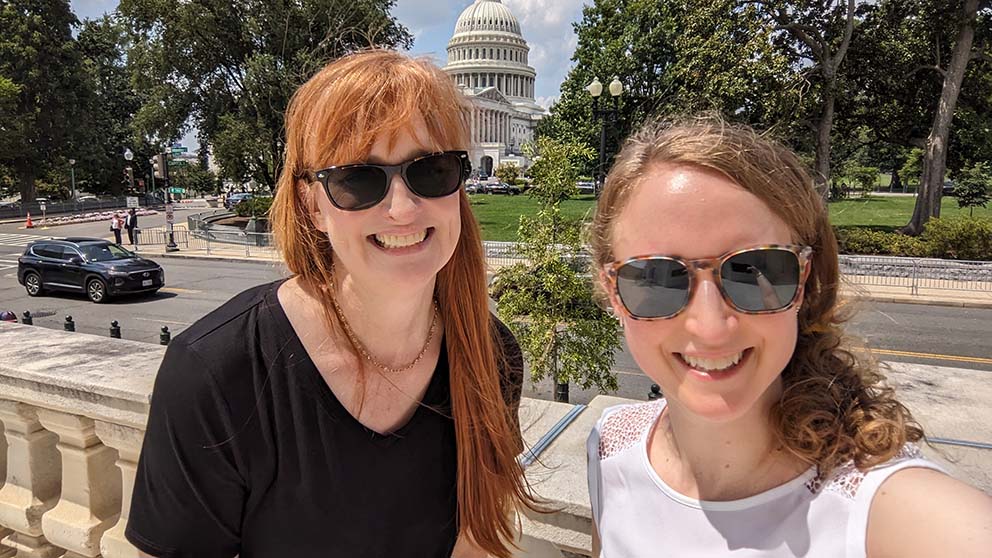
[325,166,389,210]
[720,249,801,312]
[406,153,464,198]
[616,258,690,318]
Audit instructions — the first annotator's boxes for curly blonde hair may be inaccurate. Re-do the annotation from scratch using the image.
[588,115,924,478]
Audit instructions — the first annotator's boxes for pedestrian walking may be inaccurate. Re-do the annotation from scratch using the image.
[585,116,992,557]
[124,208,138,245]
[127,50,540,558]
[110,212,122,245]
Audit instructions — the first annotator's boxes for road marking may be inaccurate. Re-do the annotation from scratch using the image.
[133,317,192,327]
[0,233,47,246]
[159,287,201,294]
[868,348,992,365]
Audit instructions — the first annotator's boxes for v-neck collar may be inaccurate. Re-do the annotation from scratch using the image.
[263,279,450,442]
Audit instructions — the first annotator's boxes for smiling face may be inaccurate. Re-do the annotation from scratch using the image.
[606,164,803,423]
[310,117,462,291]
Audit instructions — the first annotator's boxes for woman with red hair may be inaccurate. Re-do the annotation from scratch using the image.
[127,50,540,558]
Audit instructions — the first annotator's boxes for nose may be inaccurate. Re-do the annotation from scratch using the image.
[681,272,738,345]
[383,171,420,222]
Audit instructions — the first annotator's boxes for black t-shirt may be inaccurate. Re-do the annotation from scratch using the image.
[126,280,523,558]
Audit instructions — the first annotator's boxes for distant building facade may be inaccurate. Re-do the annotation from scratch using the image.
[443,0,547,175]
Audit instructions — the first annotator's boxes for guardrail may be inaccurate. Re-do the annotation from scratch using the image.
[134,226,274,258]
[838,255,992,294]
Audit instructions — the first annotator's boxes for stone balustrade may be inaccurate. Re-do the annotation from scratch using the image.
[0,322,607,557]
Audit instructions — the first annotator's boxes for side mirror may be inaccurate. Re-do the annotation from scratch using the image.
[69,256,83,265]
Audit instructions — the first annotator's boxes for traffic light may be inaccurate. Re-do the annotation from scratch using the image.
[152,154,169,180]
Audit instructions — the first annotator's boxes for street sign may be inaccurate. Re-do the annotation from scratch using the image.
[170,147,188,154]
[168,160,188,167]
[168,187,186,194]
[165,203,174,225]
[126,196,139,209]
[39,203,46,212]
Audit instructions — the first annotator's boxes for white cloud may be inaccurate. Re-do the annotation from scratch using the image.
[535,95,559,110]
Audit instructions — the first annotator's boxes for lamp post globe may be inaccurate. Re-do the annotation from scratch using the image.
[586,77,603,98]
[124,148,134,161]
[609,76,623,97]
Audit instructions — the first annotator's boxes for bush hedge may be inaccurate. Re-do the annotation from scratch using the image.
[233,196,273,218]
[835,217,992,260]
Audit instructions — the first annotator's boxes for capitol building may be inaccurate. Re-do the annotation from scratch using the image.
[443,0,547,175]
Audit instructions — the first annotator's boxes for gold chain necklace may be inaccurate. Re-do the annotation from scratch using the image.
[329,277,439,374]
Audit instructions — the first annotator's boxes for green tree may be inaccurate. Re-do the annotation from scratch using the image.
[952,161,992,216]
[494,162,519,185]
[0,0,89,201]
[490,137,622,402]
[74,15,149,196]
[118,0,413,190]
[169,160,219,195]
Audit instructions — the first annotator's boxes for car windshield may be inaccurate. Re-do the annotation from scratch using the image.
[79,243,133,262]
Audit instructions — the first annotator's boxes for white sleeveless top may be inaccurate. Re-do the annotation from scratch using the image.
[586,400,942,557]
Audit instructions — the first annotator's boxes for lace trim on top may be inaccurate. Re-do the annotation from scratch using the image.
[597,401,665,460]
[804,444,925,498]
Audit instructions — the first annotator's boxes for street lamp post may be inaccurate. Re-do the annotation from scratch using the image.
[586,76,623,195]
[124,148,135,192]
[69,159,77,201]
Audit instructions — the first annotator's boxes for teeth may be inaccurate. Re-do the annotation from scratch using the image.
[375,230,427,249]
[681,351,743,372]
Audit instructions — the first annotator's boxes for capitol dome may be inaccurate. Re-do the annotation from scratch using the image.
[444,0,537,102]
[454,0,521,35]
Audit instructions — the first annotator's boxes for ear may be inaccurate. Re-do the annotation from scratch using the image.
[300,182,328,233]
[599,266,624,317]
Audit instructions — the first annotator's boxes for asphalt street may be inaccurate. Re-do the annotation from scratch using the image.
[2,215,990,405]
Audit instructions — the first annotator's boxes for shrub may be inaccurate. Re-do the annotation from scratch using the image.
[835,227,927,257]
[920,217,992,261]
[234,196,273,218]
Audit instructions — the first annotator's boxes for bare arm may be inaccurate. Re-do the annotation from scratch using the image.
[867,468,992,557]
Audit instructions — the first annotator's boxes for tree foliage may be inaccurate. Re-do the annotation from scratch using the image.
[494,162,519,185]
[952,161,992,216]
[0,0,89,201]
[117,0,413,190]
[490,137,621,399]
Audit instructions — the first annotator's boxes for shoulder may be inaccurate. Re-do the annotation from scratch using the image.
[158,280,288,391]
[867,466,992,557]
[588,400,665,461]
[176,279,285,352]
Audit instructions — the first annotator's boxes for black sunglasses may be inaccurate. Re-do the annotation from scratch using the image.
[306,151,471,211]
[606,245,813,320]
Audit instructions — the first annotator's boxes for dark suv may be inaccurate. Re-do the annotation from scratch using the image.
[18,238,165,303]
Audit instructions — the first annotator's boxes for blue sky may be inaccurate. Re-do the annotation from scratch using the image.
[70,0,586,109]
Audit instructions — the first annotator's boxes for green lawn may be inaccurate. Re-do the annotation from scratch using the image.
[470,193,991,241]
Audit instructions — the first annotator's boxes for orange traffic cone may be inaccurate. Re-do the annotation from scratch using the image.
[25,212,33,229]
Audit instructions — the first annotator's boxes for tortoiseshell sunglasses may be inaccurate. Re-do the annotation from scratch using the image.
[604,245,813,320]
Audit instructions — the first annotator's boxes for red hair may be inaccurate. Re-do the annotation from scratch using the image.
[270,49,539,557]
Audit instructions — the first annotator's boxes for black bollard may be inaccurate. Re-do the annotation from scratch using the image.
[21,311,33,325]
[160,325,171,346]
[110,320,121,339]
[648,384,662,401]
[64,315,75,332]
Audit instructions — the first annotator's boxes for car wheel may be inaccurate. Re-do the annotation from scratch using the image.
[87,278,109,303]
[24,271,44,297]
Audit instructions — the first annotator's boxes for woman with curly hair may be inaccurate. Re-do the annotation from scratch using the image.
[586,116,991,557]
